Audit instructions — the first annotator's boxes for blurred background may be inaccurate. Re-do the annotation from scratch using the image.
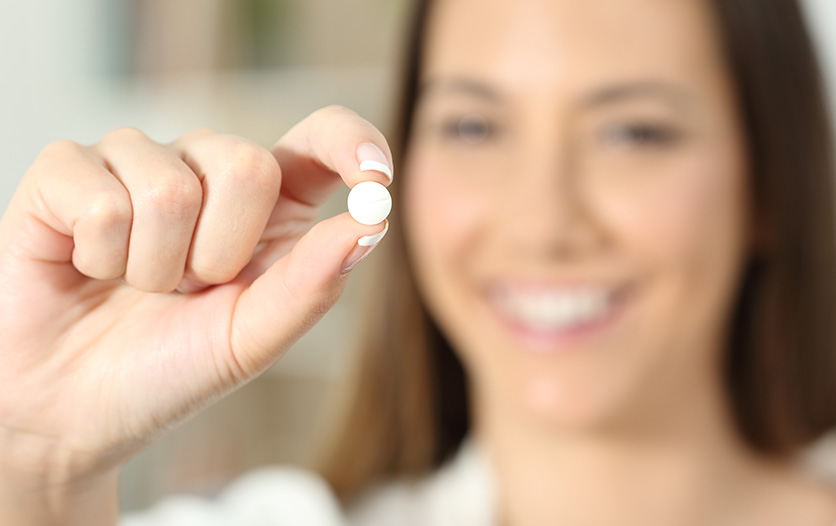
[2,0,836,513]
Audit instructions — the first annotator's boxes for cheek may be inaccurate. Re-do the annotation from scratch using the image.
[595,145,749,372]
[403,152,494,278]
[403,149,504,375]
[598,150,747,280]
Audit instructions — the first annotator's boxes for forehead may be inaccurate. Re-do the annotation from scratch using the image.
[422,0,727,94]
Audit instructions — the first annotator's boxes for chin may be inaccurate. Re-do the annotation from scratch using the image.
[465,333,652,437]
[517,373,637,433]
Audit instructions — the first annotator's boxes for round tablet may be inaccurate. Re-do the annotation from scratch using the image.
[347,181,392,225]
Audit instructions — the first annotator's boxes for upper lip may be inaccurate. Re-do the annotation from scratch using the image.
[485,278,633,304]
[487,278,627,292]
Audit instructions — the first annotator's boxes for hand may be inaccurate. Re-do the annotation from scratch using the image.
[0,106,392,488]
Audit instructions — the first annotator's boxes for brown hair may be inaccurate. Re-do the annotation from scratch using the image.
[316,0,836,501]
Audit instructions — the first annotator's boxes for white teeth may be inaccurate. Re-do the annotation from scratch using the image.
[495,287,611,331]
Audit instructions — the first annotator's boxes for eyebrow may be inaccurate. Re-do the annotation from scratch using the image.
[418,76,693,111]
[580,81,694,111]
[418,77,504,103]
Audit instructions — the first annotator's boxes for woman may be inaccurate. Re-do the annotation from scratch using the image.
[2,0,836,524]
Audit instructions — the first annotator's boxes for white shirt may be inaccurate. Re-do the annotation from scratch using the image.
[121,433,836,526]
[120,438,497,526]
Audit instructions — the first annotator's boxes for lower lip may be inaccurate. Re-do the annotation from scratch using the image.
[489,290,629,353]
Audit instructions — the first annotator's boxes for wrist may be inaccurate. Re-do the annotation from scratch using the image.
[0,466,120,526]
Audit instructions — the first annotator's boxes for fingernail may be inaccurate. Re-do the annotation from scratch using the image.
[341,220,388,273]
[357,143,393,181]
[358,219,389,247]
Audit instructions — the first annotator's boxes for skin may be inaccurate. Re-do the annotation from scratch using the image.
[403,0,836,524]
[0,108,392,524]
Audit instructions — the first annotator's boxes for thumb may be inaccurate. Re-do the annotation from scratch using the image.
[227,213,388,376]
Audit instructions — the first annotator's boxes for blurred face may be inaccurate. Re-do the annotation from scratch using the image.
[403,0,752,430]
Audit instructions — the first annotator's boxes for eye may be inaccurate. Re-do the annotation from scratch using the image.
[602,123,680,148]
[441,114,493,144]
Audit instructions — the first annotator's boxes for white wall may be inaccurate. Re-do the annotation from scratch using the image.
[805,0,836,91]
[0,0,400,213]
[3,0,836,217]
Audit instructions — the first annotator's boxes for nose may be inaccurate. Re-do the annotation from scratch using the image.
[495,141,605,262]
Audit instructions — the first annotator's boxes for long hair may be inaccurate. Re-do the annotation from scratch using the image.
[316,0,836,501]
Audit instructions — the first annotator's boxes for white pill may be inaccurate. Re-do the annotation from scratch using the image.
[347,181,392,225]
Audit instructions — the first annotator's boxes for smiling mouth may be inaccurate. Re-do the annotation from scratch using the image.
[487,282,630,344]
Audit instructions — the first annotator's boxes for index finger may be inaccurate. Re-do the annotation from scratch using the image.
[270,105,394,207]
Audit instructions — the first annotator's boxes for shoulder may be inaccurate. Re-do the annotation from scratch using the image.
[120,466,344,526]
[217,466,344,521]
[800,431,836,487]
[771,472,836,525]
[779,432,836,524]
[120,438,498,526]
[346,437,497,526]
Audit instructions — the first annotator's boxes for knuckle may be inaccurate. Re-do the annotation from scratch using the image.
[102,126,147,144]
[137,172,202,216]
[310,105,367,143]
[224,143,280,189]
[38,139,83,161]
[186,126,216,137]
[314,105,380,141]
[178,127,217,143]
[26,140,88,187]
[316,104,358,120]
[84,190,132,229]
